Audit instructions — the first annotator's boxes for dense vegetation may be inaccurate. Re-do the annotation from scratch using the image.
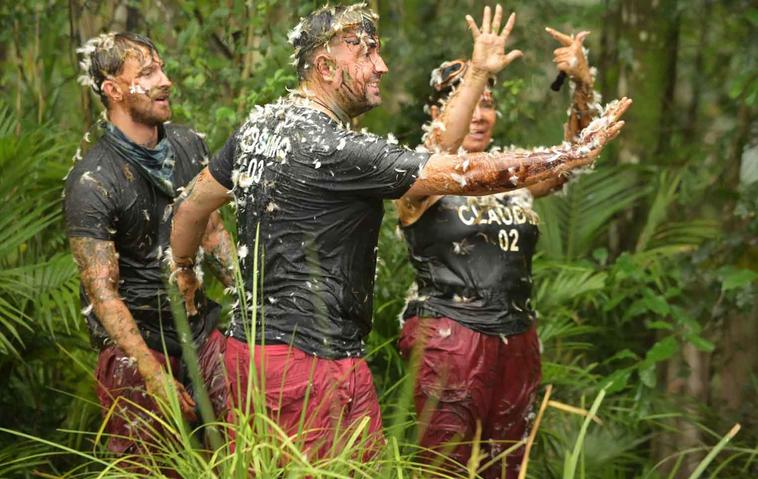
[0,0,756,477]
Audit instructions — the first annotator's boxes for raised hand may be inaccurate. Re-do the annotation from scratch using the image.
[563,97,632,169]
[466,5,523,76]
[546,27,592,85]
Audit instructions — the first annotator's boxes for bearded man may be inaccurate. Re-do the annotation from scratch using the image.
[64,32,234,456]
[170,3,629,458]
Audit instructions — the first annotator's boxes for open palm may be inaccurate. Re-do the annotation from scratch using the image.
[467,4,523,75]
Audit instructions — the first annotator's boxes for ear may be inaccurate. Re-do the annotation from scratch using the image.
[313,53,337,83]
[101,79,124,104]
[430,105,440,121]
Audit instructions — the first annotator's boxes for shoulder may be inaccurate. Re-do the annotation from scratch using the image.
[165,123,208,151]
[65,140,121,189]
[165,123,209,171]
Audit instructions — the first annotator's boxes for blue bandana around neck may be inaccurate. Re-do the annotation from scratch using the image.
[103,122,176,197]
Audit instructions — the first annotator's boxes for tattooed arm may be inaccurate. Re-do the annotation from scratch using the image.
[405,97,630,198]
[546,27,603,142]
[201,211,235,288]
[69,237,196,420]
[171,168,232,315]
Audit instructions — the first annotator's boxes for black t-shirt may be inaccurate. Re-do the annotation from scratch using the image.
[64,123,217,356]
[402,191,539,336]
[210,98,429,359]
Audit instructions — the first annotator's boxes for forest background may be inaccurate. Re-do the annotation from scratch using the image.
[0,0,756,477]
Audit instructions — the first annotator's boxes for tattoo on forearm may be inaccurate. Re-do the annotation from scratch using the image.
[201,213,235,288]
[566,80,602,141]
[70,237,155,367]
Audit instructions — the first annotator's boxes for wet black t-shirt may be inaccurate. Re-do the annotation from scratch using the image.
[64,124,217,356]
[402,191,539,336]
[210,98,429,359]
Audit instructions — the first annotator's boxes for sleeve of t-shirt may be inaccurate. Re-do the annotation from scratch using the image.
[298,126,430,199]
[209,130,239,190]
[63,164,119,241]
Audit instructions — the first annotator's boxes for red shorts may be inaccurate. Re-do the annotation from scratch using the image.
[398,316,541,479]
[94,329,227,456]
[224,338,384,460]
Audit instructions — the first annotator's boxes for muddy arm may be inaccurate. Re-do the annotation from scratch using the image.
[200,211,235,288]
[406,97,630,198]
[171,168,232,315]
[69,237,196,418]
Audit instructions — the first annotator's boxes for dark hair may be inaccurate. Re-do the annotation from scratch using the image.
[427,59,496,108]
[288,3,378,80]
[78,32,159,107]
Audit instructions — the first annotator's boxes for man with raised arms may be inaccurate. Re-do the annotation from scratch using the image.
[64,32,234,457]
[170,2,629,457]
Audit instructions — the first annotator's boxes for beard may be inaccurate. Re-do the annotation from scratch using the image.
[125,88,171,127]
[336,68,381,118]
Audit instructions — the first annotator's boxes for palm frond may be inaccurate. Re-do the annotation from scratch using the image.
[535,166,649,260]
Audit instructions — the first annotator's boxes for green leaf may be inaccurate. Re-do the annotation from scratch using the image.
[718,266,758,291]
[642,288,670,316]
[639,363,657,388]
[645,320,673,330]
[686,334,716,353]
[602,369,632,393]
[644,336,679,363]
[214,106,237,124]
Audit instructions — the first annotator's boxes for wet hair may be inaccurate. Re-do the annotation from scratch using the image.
[427,59,496,108]
[288,3,379,80]
[77,32,159,107]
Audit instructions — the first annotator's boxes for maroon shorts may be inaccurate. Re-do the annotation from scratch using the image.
[398,317,541,479]
[224,338,384,460]
[94,329,227,455]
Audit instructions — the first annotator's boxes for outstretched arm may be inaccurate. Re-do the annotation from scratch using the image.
[406,98,631,197]
[70,237,196,420]
[171,168,232,315]
[425,5,522,151]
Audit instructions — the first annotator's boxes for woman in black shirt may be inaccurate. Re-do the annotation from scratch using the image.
[396,24,610,478]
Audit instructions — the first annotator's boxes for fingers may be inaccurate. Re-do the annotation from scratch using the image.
[466,15,480,38]
[553,52,572,64]
[575,31,591,44]
[545,26,572,46]
[603,97,633,123]
[482,6,492,34]
[504,49,523,65]
[607,121,625,141]
[609,120,626,137]
[613,97,633,121]
[500,12,516,39]
[176,382,198,421]
[491,4,503,34]
[184,289,197,316]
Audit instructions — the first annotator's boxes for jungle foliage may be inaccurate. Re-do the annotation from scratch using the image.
[0,0,756,477]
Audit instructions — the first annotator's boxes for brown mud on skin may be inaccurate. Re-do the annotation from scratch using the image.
[201,212,235,288]
[70,237,160,385]
[122,163,135,182]
[412,97,629,197]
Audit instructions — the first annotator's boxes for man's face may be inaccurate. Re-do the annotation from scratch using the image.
[329,29,388,116]
[461,90,497,153]
[115,47,173,126]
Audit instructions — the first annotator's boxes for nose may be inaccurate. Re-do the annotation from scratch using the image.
[471,105,483,122]
[158,68,172,89]
[372,52,388,76]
